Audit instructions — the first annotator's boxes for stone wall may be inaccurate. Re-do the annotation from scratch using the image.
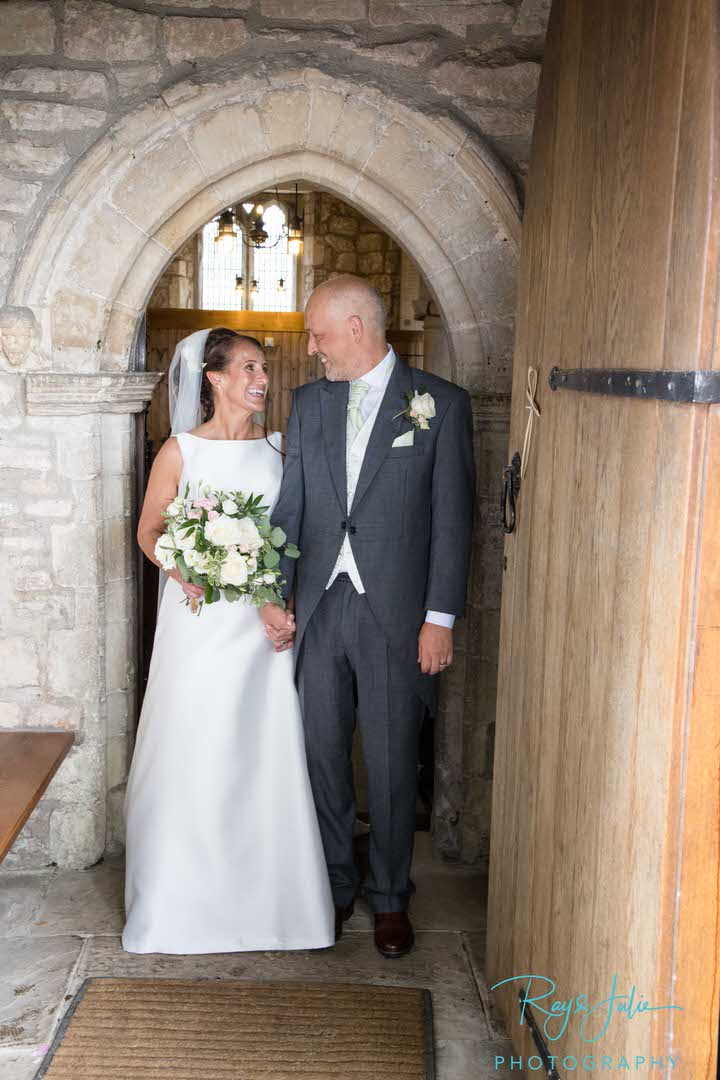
[302,191,402,325]
[0,0,549,311]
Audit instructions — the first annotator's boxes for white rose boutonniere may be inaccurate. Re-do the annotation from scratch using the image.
[394,386,437,431]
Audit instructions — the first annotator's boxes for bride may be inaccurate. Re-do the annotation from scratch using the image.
[122,327,334,954]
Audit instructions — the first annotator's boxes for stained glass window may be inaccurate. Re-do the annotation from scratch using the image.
[199,203,297,311]
[200,220,244,310]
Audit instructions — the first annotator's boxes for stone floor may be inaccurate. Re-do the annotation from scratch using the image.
[0,833,518,1079]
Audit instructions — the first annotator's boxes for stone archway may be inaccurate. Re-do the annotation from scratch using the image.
[8,67,520,868]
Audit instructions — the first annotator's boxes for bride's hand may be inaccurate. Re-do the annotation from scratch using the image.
[167,568,204,600]
[260,602,296,650]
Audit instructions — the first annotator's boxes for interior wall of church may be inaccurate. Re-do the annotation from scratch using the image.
[0,0,549,870]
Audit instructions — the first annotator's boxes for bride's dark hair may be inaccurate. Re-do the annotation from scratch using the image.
[200,331,282,455]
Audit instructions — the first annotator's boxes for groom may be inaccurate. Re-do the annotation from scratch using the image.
[263,276,474,958]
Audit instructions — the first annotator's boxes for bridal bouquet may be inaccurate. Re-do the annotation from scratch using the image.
[154,483,299,615]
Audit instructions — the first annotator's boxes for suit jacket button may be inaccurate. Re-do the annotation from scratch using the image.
[341,521,347,530]
[349,526,357,534]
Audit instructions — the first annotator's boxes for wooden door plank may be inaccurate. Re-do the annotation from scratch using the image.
[488,0,720,1074]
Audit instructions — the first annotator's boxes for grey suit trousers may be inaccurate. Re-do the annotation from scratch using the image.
[298,573,426,913]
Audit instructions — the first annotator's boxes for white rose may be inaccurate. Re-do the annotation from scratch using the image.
[184,548,204,571]
[262,572,276,584]
[220,550,249,587]
[204,514,246,548]
[234,517,263,554]
[410,392,436,421]
[154,532,177,571]
[165,496,184,518]
[174,524,198,552]
[222,499,239,515]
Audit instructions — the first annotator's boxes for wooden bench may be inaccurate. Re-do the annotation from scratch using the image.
[0,731,74,864]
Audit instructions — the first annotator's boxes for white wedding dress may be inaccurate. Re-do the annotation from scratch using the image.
[122,430,335,954]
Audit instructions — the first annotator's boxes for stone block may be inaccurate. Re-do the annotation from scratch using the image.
[51,523,99,589]
[184,103,267,181]
[306,88,345,152]
[364,120,453,208]
[49,804,104,868]
[164,16,248,64]
[64,0,158,62]
[513,0,552,41]
[47,627,101,700]
[260,0,365,19]
[0,220,16,260]
[1,101,107,132]
[105,618,133,694]
[366,273,391,293]
[431,60,541,104]
[49,289,107,358]
[101,414,133,476]
[9,592,75,632]
[340,39,436,67]
[324,234,355,253]
[0,139,69,176]
[368,0,513,35]
[259,88,310,155]
[102,473,132,519]
[463,103,536,137]
[24,499,73,519]
[0,177,41,214]
[115,64,166,97]
[327,214,359,236]
[106,690,133,738]
[331,98,385,168]
[152,0,250,6]
[104,516,134,581]
[0,68,108,100]
[358,251,383,274]
[62,203,145,301]
[356,232,383,253]
[334,251,358,273]
[0,637,40,689]
[0,936,84,1048]
[109,132,206,235]
[0,702,23,727]
[107,734,131,789]
[18,702,82,731]
[0,444,52,471]
[0,2,55,57]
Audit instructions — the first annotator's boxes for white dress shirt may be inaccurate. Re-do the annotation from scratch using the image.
[325,346,455,630]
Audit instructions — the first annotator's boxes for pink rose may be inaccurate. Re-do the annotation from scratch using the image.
[207,509,219,520]
[194,497,217,510]
[409,409,418,418]
[188,509,202,520]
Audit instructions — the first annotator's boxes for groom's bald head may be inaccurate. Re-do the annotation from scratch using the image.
[305,275,388,382]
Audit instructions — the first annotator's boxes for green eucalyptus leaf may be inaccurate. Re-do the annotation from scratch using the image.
[269,526,286,547]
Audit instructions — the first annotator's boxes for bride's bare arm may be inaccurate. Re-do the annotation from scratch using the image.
[137,438,203,598]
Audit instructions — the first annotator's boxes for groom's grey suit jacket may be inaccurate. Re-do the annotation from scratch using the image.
[271,359,475,713]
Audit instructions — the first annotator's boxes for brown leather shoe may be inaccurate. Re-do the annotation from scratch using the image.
[373,912,415,958]
[334,901,355,942]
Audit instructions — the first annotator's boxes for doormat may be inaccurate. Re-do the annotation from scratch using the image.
[35,977,435,1079]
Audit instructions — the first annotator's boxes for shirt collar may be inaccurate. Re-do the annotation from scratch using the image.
[354,345,396,389]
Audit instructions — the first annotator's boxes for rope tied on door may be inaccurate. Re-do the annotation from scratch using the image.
[521,365,540,480]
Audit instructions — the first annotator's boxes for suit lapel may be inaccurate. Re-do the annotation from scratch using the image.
[320,379,349,515]
[351,359,414,514]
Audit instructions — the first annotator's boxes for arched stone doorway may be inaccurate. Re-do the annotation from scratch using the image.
[9,67,520,868]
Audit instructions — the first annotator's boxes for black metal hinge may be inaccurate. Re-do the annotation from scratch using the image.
[548,367,720,403]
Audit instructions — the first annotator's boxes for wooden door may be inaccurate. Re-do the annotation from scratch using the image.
[487,2,720,1076]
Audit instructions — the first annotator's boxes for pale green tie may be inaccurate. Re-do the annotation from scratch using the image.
[347,379,370,444]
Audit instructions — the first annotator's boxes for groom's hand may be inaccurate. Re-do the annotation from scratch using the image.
[260,602,296,652]
[418,623,454,676]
